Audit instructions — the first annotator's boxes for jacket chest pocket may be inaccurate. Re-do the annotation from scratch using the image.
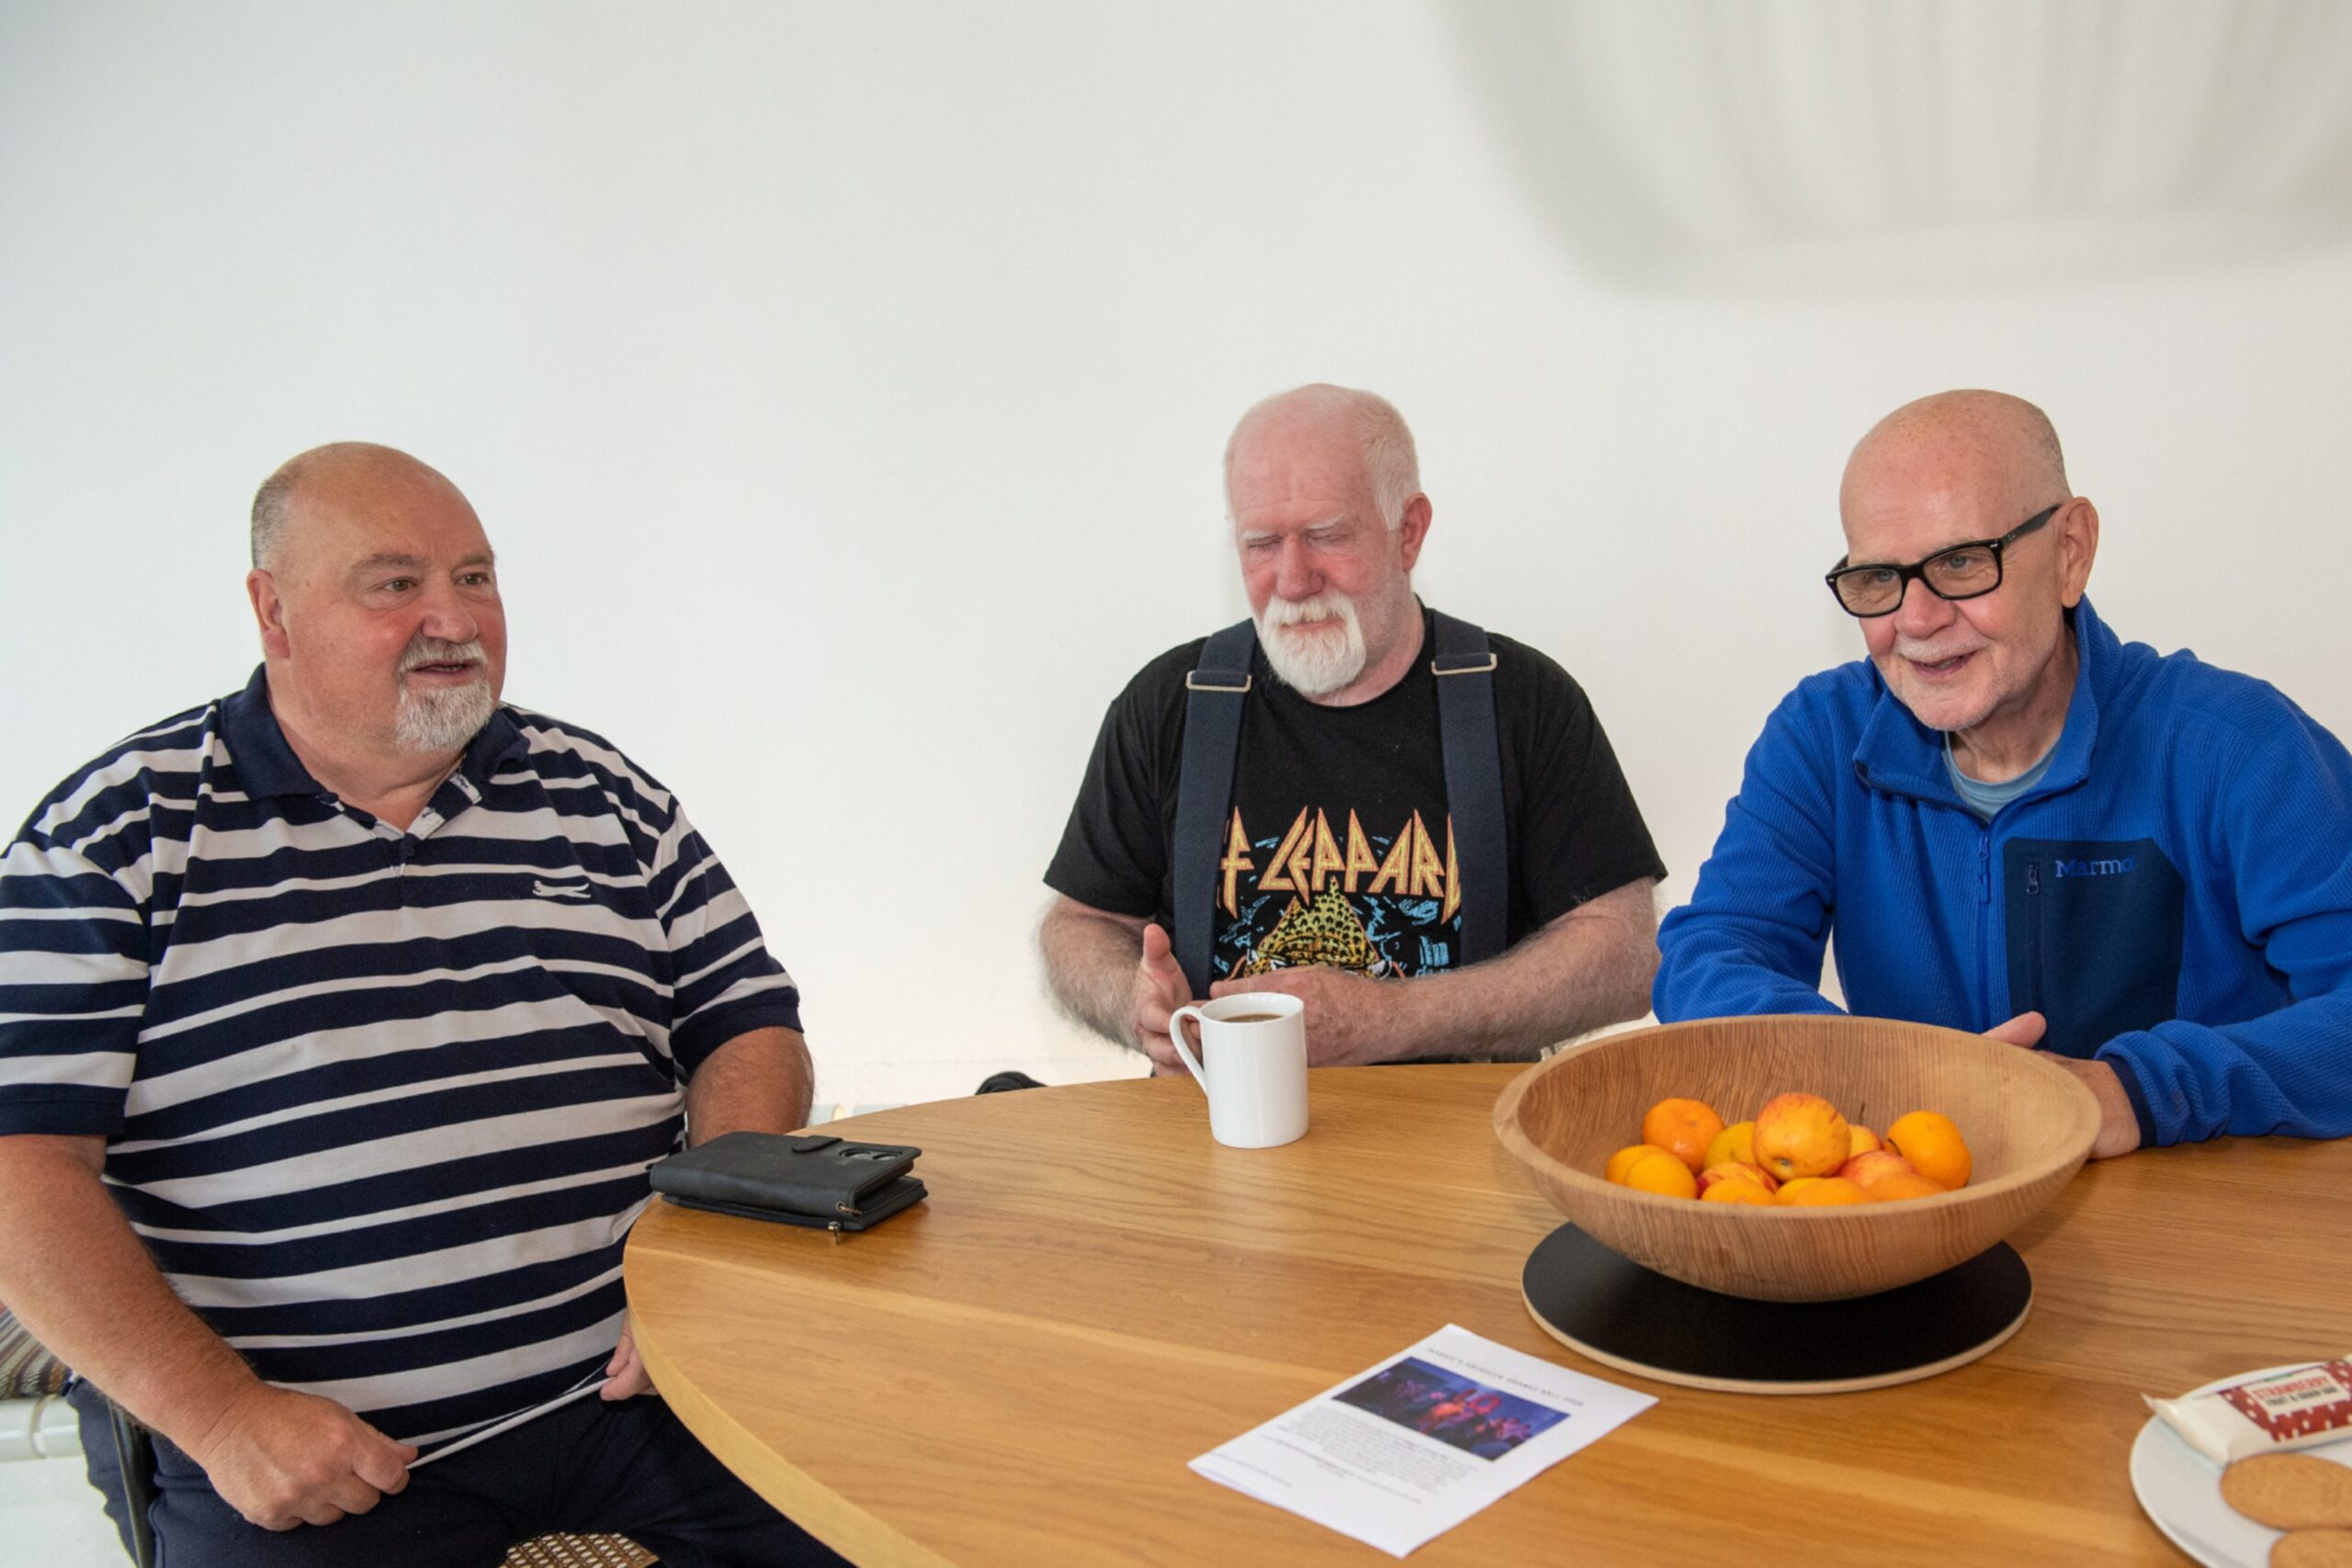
[2001,837,2184,1057]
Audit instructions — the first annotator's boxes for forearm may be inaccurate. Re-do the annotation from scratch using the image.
[1038,897,1147,1049]
[2103,993,2352,1146]
[0,1135,262,1450]
[684,1027,816,1143]
[1652,923,1845,1021]
[1386,880,1660,1061]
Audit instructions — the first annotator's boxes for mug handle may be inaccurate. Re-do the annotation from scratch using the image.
[1168,1006,1210,1093]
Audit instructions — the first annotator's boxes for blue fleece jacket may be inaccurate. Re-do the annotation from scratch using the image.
[1655,598,2352,1146]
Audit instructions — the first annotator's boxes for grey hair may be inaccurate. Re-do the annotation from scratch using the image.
[249,442,437,570]
[250,463,301,570]
[1226,384,1422,530]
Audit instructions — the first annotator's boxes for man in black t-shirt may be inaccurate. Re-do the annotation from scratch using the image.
[1040,384,1665,1070]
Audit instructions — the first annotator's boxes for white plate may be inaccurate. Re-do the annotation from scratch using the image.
[2130,1365,2352,1567]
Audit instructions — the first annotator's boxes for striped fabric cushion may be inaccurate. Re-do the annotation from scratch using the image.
[0,1309,69,1400]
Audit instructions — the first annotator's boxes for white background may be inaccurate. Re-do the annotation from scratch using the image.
[7,2,2351,1118]
[8,5,2352,1557]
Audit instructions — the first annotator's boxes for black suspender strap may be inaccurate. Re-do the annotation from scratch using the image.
[1430,611,1507,967]
[1171,619,1257,996]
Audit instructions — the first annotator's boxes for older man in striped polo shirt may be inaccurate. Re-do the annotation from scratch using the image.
[0,445,842,1566]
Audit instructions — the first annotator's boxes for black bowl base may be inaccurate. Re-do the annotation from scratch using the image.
[1521,1223,2032,1395]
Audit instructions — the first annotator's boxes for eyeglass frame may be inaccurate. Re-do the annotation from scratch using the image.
[1823,502,2064,618]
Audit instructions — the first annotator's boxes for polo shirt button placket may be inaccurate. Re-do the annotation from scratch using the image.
[387,831,414,905]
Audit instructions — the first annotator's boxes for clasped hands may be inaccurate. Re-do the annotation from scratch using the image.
[1132,920,1392,1071]
[1982,1010,2141,1159]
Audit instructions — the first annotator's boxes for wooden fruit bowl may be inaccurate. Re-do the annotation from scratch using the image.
[1491,1015,2102,1302]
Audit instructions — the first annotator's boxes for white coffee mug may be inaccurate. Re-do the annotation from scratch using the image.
[1167,993,1308,1148]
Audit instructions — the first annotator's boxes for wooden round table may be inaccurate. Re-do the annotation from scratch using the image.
[623,1066,2351,1566]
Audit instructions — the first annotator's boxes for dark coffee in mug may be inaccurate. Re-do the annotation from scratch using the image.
[1218,1012,1283,1023]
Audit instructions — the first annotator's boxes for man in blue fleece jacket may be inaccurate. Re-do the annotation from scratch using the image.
[1656,390,2352,1156]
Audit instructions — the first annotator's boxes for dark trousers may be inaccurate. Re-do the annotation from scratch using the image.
[71,1381,847,1568]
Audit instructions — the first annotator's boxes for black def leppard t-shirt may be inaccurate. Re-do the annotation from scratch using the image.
[1046,608,1666,982]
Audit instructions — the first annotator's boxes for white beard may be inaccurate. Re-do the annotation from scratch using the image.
[392,638,496,752]
[1257,591,1368,696]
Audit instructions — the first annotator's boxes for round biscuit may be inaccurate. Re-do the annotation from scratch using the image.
[2223,1454,2352,1532]
[2275,1529,2352,1568]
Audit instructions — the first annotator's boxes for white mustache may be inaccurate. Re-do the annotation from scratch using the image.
[1262,592,1354,629]
[400,637,485,673]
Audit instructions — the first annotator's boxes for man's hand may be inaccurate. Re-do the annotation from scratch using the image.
[1133,922,1193,1075]
[2033,1054,2144,1158]
[183,1382,416,1531]
[1985,1010,2142,1158]
[603,1321,654,1399]
[1983,1011,2047,1048]
[1211,964,1391,1066]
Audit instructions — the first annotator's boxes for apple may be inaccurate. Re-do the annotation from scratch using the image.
[1837,1150,1917,1190]
[1752,1092,1852,1182]
[1696,1161,1779,1196]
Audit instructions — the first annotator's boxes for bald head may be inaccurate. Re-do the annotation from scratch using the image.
[1841,391,2069,531]
[1225,384,1421,529]
[251,443,470,575]
[1834,390,2098,766]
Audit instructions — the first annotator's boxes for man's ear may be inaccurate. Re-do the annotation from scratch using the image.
[248,569,292,659]
[1396,494,1432,573]
[2056,497,2099,608]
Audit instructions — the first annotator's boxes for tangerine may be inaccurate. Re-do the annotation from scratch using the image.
[1621,1149,1699,1200]
[1641,1098,1725,1174]
[1885,1111,1972,1190]
[1700,1179,1774,1205]
[1863,1171,1951,1202]
[1702,1120,1757,1170]
[1776,1176,1871,1206]
[1848,1123,1881,1158]
[1605,1144,1675,1185]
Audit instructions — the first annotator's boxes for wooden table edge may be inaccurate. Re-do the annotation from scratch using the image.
[628,1221,958,1568]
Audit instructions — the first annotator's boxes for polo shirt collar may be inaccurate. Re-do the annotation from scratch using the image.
[222,663,529,799]
[1852,597,2112,808]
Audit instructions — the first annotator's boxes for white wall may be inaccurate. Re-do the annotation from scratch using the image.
[7,3,2352,1112]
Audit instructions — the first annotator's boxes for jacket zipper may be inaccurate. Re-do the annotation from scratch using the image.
[2022,858,2043,1018]
[1975,828,1992,1019]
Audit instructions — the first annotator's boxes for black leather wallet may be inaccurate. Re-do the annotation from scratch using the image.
[650,1132,926,1232]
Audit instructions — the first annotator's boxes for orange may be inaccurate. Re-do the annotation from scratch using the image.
[1884,1111,1972,1190]
[1605,1144,1676,1185]
[1702,1121,1757,1170]
[1752,1093,1851,1182]
[1621,1149,1699,1200]
[1641,1098,1725,1174]
[1776,1176,1871,1206]
[1863,1172,1951,1202]
[1700,1179,1774,1205]
[1848,1123,1881,1158]
[1774,1177,1823,1200]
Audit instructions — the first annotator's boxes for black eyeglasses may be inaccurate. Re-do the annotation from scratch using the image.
[1825,503,2062,618]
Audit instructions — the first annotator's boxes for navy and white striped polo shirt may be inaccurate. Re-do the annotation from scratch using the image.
[0,666,802,1446]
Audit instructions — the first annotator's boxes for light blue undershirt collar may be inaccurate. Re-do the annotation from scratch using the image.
[1944,735,2057,822]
